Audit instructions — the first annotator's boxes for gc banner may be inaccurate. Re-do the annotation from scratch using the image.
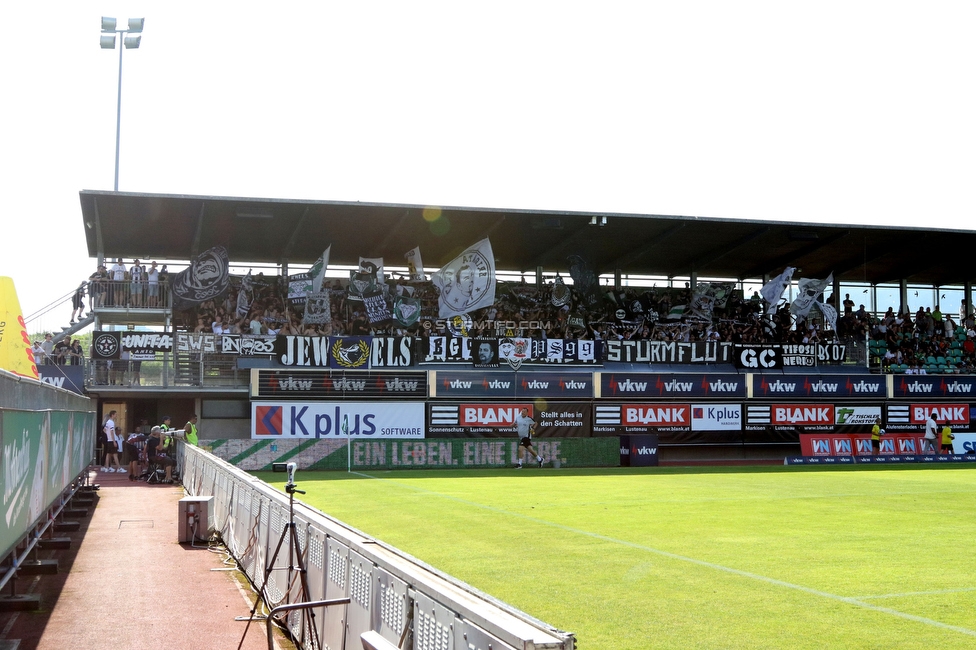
[252,402,425,439]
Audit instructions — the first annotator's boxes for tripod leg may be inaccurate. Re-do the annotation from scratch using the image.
[288,523,322,650]
[237,524,291,650]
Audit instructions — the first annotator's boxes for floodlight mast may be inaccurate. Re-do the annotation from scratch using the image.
[100,17,144,192]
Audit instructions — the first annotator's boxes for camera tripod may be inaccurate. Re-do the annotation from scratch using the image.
[238,476,320,650]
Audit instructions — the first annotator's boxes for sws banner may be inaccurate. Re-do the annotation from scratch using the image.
[598,373,746,399]
[604,340,733,364]
[252,402,425,439]
[427,402,591,438]
[255,370,427,399]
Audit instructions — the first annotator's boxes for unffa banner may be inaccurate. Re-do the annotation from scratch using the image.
[252,402,425,439]
[0,277,37,379]
[207,437,620,469]
[255,370,427,399]
[605,340,733,364]
[120,332,173,354]
[427,402,591,438]
[598,373,746,399]
[885,403,973,432]
[892,376,976,399]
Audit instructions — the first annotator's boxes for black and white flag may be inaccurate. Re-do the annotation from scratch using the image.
[171,245,230,307]
[432,238,496,317]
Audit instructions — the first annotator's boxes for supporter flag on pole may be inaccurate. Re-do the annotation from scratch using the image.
[818,300,838,332]
[404,247,426,282]
[432,238,496,318]
[760,266,795,313]
[310,246,331,293]
[171,245,230,307]
[358,257,385,284]
[791,273,833,319]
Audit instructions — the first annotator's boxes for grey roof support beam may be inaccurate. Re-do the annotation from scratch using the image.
[744,230,849,279]
[189,202,206,259]
[280,206,311,265]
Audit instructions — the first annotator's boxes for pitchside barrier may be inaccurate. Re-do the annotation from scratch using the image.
[204,437,620,471]
[180,443,576,650]
[0,370,97,595]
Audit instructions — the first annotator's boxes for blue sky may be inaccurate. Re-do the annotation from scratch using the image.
[3,2,974,331]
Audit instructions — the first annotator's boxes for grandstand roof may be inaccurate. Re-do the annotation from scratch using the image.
[80,190,976,286]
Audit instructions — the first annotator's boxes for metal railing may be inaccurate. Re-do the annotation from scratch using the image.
[86,353,249,389]
[87,279,171,310]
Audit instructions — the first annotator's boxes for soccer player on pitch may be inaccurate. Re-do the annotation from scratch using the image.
[515,407,545,468]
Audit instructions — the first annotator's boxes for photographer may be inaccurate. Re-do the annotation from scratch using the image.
[146,427,176,484]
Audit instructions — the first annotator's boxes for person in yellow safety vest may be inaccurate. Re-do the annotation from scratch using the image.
[159,415,176,455]
[870,417,882,456]
[184,414,199,446]
[940,423,955,455]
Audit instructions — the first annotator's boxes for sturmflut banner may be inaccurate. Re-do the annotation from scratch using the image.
[252,402,425,439]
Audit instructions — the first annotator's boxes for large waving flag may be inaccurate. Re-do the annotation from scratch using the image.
[432,238,496,317]
[310,246,332,293]
[791,273,833,319]
[0,277,38,379]
[760,266,795,313]
[404,247,426,282]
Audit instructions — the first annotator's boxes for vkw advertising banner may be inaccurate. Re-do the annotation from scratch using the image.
[598,373,745,399]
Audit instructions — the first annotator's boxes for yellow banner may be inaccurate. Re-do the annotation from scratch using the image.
[0,277,39,379]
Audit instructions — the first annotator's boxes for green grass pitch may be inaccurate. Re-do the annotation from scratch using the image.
[256,465,976,649]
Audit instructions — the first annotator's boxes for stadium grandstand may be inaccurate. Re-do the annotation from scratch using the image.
[7,189,976,650]
[26,189,976,465]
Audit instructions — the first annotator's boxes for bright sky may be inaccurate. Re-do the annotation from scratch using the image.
[3,2,974,332]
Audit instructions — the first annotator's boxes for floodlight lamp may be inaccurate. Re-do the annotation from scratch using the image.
[101,17,117,32]
[589,216,598,226]
[123,34,142,49]
[127,18,145,33]
[100,34,117,49]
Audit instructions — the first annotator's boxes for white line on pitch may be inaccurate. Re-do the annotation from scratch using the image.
[351,471,976,639]
[854,587,976,600]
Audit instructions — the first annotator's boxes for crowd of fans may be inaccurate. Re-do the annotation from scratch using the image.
[52,263,976,373]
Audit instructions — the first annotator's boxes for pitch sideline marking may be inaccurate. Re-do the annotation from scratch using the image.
[854,587,976,600]
[350,471,976,638]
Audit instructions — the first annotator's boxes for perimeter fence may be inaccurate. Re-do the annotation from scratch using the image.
[180,443,576,650]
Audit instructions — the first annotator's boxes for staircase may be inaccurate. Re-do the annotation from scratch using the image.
[174,350,200,386]
[52,315,95,344]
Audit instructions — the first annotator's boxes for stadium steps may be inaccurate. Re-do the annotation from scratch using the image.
[52,314,95,344]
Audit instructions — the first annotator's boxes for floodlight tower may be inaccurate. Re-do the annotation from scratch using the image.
[100,17,145,192]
